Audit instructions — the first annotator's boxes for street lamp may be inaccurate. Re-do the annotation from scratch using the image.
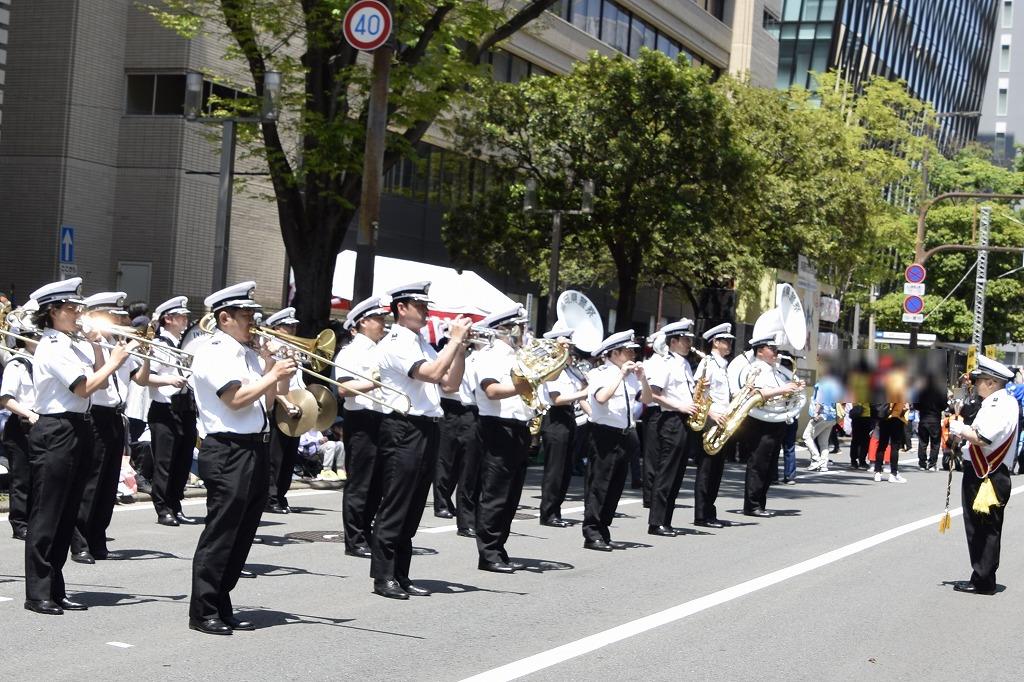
[523,177,594,328]
[184,70,282,291]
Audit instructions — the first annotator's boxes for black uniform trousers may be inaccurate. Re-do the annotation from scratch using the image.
[539,406,576,524]
[693,427,728,523]
[148,400,198,518]
[641,406,661,507]
[434,398,477,517]
[3,417,32,536]
[455,412,481,534]
[189,433,268,621]
[71,406,125,556]
[476,416,530,564]
[743,418,786,514]
[962,464,1012,591]
[849,416,873,467]
[370,414,439,582]
[267,427,299,509]
[873,417,904,474]
[25,413,92,602]
[583,423,637,543]
[918,416,942,468]
[341,407,384,553]
[648,411,690,528]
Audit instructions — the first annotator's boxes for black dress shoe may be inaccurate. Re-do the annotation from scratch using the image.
[373,579,410,599]
[175,512,199,524]
[694,519,725,529]
[540,519,572,528]
[648,525,677,537]
[345,546,373,558]
[222,615,256,630]
[265,503,289,515]
[71,551,95,565]
[456,528,477,538]
[399,580,431,596]
[608,541,628,550]
[189,617,233,635]
[24,600,63,615]
[157,513,179,527]
[583,539,613,552]
[744,509,772,518]
[953,581,996,595]
[505,560,526,571]
[239,569,255,578]
[434,509,454,519]
[12,527,28,540]
[58,597,88,611]
[478,559,516,573]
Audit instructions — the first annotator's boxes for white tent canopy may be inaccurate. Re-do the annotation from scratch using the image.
[290,250,517,317]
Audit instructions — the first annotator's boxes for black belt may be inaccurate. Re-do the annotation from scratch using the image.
[592,422,633,435]
[547,405,575,418]
[40,411,91,422]
[387,413,440,424]
[91,404,125,415]
[480,415,530,429]
[442,398,477,415]
[208,432,270,444]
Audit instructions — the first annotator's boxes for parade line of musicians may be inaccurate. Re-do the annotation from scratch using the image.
[0,276,1018,635]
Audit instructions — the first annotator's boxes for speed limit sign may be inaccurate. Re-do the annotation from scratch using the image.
[343,0,392,51]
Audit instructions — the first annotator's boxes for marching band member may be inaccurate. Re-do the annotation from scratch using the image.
[692,323,734,528]
[70,292,149,563]
[473,306,536,573]
[25,278,134,615]
[147,296,198,527]
[538,326,588,528]
[434,337,481,538]
[644,320,697,536]
[188,282,296,635]
[264,306,305,514]
[739,333,802,518]
[948,356,1019,595]
[1,304,40,541]
[725,346,755,463]
[334,295,391,558]
[370,282,471,599]
[583,330,652,551]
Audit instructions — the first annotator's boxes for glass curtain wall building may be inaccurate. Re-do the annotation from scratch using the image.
[773,1,1000,145]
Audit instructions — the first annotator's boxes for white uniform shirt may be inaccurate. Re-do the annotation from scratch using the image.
[646,352,695,412]
[91,349,139,409]
[474,342,533,422]
[334,332,383,413]
[966,388,1020,473]
[545,366,584,404]
[745,359,790,423]
[32,329,94,415]
[376,323,443,418]
[728,350,754,396]
[0,357,36,408]
[697,351,730,410]
[442,352,478,406]
[149,329,189,404]
[586,361,642,429]
[190,329,268,435]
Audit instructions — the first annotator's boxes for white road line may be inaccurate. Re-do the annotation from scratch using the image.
[420,499,645,534]
[106,642,134,648]
[0,596,12,603]
[460,484,1024,682]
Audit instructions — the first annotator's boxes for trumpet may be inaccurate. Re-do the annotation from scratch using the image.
[250,324,412,415]
[438,321,498,348]
[78,315,194,373]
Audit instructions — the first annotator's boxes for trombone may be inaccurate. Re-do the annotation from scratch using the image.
[0,302,42,364]
[77,315,194,373]
[249,324,412,415]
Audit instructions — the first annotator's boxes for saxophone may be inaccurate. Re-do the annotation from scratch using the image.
[703,366,765,455]
[688,374,711,431]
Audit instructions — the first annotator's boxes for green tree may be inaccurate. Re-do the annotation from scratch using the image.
[148,0,561,329]
[444,50,755,329]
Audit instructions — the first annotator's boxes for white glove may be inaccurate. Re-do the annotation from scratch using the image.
[948,420,965,436]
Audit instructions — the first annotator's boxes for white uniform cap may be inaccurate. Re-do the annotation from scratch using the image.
[153,296,190,320]
[974,355,1015,382]
[703,322,735,342]
[749,331,783,348]
[84,291,128,316]
[661,318,694,338]
[479,305,527,330]
[543,326,575,341]
[593,329,639,357]
[387,281,432,304]
[344,295,393,330]
[30,277,86,307]
[204,281,261,312]
[265,307,300,327]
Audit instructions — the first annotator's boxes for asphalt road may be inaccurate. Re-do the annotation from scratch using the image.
[2,443,1023,681]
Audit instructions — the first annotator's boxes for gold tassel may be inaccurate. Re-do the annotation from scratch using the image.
[938,512,952,534]
[972,477,1001,515]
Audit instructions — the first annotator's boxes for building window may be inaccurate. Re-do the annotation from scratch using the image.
[126,73,249,117]
[995,122,1008,161]
[998,78,1010,116]
[485,50,550,83]
[693,0,724,21]
[1001,34,1012,72]
[571,0,601,37]
[764,9,781,39]
[601,1,630,53]
[1003,1,1014,28]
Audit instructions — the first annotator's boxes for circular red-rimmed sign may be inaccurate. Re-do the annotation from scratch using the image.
[905,263,927,284]
[343,0,392,51]
[903,295,924,315]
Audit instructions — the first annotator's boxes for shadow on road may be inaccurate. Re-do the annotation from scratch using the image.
[415,579,528,596]
[245,563,348,580]
[242,609,426,639]
[105,548,188,561]
[72,589,187,608]
[509,557,574,573]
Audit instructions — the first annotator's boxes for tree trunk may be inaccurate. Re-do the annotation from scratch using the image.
[614,265,639,332]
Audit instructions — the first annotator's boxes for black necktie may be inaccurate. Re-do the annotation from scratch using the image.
[623,379,632,428]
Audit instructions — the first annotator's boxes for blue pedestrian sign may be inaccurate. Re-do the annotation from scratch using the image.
[59,226,75,263]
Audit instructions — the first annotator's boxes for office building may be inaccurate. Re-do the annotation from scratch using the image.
[979,1,1021,165]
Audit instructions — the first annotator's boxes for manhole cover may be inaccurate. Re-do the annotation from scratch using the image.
[513,512,537,520]
[285,530,345,543]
